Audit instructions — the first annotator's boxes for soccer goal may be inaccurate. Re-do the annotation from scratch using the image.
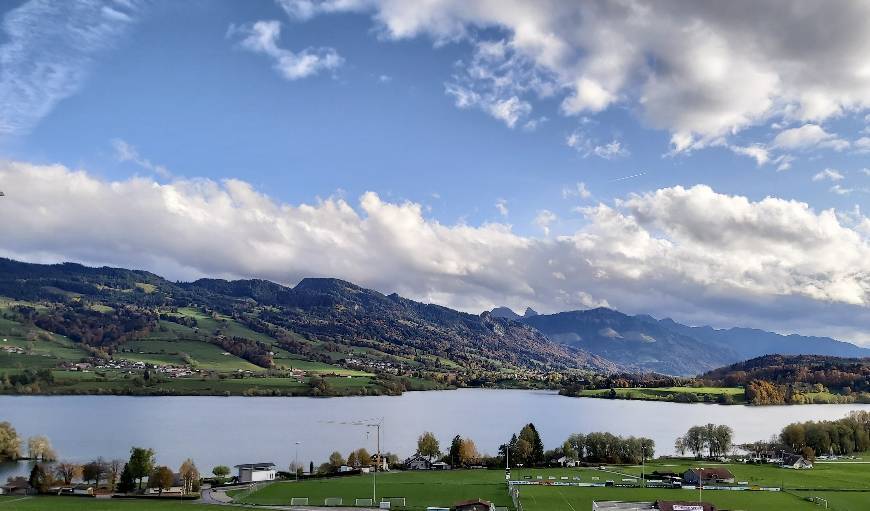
[381,497,406,508]
[355,498,374,506]
[324,497,343,506]
[290,497,309,506]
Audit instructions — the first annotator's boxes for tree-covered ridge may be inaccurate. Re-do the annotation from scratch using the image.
[0,257,616,377]
[701,354,870,405]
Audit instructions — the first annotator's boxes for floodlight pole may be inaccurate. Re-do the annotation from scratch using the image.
[295,441,301,482]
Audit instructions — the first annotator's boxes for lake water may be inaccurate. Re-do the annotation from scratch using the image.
[1,389,867,480]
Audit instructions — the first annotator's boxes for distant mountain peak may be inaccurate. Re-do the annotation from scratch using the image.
[523,307,539,317]
[490,306,520,320]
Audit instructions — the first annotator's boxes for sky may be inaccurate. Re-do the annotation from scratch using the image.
[0,0,869,343]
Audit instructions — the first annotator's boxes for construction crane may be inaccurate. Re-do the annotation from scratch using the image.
[319,418,384,503]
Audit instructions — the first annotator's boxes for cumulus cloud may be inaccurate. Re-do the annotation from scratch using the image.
[2,161,870,343]
[282,0,870,152]
[495,198,509,217]
[228,20,343,80]
[855,137,870,153]
[0,0,142,136]
[772,124,849,151]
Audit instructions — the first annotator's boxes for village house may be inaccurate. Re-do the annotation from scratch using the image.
[781,453,814,469]
[452,498,495,511]
[235,462,277,483]
[404,453,433,470]
[1,479,33,496]
[682,468,735,485]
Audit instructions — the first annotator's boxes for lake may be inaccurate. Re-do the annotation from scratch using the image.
[1,389,866,480]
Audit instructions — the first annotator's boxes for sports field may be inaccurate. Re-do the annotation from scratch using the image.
[232,461,870,511]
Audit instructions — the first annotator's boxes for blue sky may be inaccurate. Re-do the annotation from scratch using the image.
[1,0,870,342]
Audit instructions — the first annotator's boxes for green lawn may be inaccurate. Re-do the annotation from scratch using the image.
[575,386,746,403]
[612,458,870,490]
[234,470,512,510]
[118,339,263,372]
[518,485,818,511]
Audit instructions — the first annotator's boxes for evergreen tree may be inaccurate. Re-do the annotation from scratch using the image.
[118,463,136,493]
[28,463,50,493]
[448,435,462,467]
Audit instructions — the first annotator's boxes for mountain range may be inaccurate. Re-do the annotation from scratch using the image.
[1,257,867,378]
[492,306,870,375]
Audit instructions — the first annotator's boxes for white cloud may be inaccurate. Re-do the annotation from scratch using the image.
[729,144,769,166]
[284,1,870,153]
[228,20,343,80]
[861,168,870,177]
[812,168,844,182]
[772,124,849,151]
[0,0,142,136]
[2,161,870,343]
[830,184,853,196]
[112,139,171,178]
[854,137,870,153]
[566,130,629,159]
[562,182,591,200]
[534,209,556,236]
[444,39,553,129]
[495,198,509,217]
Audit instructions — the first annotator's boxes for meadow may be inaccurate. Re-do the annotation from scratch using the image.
[231,461,870,511]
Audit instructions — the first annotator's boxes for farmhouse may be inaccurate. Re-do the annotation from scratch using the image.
[781,453,814,469]
[235,462,277,483]
[452,498,494,511]
[682,468,735,485]
[405,453,433,470]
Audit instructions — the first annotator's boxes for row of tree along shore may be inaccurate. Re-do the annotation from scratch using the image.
[2,411,869,496]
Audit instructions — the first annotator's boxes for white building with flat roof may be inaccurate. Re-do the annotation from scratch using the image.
[235,462,277,483]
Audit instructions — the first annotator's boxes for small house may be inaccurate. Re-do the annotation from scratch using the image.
[682,468,735,485]
[452,498,494,511]
[405,454,433,470]
[781,453,813,469]
[431,461,451,470]
[1,479,33,496]
[235,462,277,483]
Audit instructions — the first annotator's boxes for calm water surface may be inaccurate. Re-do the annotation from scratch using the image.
[1,389,866,479]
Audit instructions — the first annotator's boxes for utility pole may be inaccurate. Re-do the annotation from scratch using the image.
[294,441,301,482]
[641,446,645,488]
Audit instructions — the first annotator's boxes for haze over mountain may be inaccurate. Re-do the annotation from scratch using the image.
[493,306,870,376]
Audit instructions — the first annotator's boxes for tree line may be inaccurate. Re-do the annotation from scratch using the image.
[780,411,870,457]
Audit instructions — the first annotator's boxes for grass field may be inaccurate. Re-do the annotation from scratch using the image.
[233,470,513,509]
[574,386,747,404]
[518,485,818,511]
[233,462,870,511]
[118,339,263,372]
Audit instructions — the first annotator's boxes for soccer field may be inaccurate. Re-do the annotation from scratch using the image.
[231,470,513,509]
[231,462,870,511]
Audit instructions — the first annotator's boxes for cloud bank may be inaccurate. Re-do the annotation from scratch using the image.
[2,160,870,344]
[277,0,870,154]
